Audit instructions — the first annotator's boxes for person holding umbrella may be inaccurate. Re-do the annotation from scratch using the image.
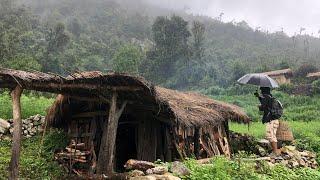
[238,74,283,155]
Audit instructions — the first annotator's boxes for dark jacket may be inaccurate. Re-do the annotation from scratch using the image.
[258,93,273,123]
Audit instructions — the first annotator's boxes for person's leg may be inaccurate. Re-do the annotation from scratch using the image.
[266,120,280,155]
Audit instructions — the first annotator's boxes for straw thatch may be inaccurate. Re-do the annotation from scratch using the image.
[0,68,250,128]
[307,72,320,78]
[263,68,293,77]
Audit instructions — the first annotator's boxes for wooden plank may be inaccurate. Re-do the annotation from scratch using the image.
[9,86,23,180]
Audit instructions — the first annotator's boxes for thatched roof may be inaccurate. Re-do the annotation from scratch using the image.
[307,72,320,78]
[263,68,293,77]
[0,68,250,127]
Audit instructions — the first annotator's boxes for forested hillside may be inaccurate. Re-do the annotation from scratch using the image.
[1,0,320,89]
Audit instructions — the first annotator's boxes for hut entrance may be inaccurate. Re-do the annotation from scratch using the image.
[115,114,138,172]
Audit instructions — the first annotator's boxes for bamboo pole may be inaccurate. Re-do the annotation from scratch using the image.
[8,86,23,180]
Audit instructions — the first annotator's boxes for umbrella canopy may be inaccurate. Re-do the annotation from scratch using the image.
[237,73,279,88]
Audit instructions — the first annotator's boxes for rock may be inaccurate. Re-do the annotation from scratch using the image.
[170,161,190,176]
[0,127,6,134]
[133,173,181,180]
[146,166,168,175]
[26,135,32,138]
[299,159,306,167]
[256,145,267,156]
[130,170,145,177]
[9,128,13,134]
[0,118,11,129]
[34,114,41,121]
[283,154,291,160]
[289,160,299,168]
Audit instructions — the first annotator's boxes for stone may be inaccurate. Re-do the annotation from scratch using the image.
[0,127,6,134]
[0,119,10,129]
[146,166,168,175]
[130,170,145,177]
[299,159,306,167]
[34,114,41,121]
[170,161,190,176]
[26,135,32,138]
[289,160,299,168]
[283,155,291,160]
[256,145,267,156]
[134,174,181,180]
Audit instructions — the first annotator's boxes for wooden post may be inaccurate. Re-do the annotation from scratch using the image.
[96,91,127,175]
[8,86,23,180]
[194,128,200,159]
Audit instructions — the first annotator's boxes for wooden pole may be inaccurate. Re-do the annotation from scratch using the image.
[96,91,127,175]
[8,86,23,180]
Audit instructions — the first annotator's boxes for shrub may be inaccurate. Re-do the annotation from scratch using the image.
[312,79,320,94]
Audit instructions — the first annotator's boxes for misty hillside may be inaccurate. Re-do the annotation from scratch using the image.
[1,0,320,89]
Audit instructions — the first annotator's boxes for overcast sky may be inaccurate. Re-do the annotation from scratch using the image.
[146,0,320,37]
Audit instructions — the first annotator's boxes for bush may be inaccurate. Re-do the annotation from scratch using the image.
[0,130,67,179]
[312,79,320,94]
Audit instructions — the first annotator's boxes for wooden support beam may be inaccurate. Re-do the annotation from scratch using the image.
[96,91,127,175]
[194,128,200,159]
[8,86,23,180]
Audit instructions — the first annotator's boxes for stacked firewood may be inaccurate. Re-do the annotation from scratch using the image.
[0,114,44,139]
[54,141,94,176]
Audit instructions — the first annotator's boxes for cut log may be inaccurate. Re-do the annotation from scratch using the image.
[124,159,155,171]
[9,86,23,180]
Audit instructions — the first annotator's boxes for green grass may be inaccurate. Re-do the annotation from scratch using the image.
[230,121,320,139]
[184,156,320,180]
[212,92,320,122]
[0,130,68,179]
[0,92,54,119]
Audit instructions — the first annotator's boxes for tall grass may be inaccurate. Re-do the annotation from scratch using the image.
[0,92,54,119]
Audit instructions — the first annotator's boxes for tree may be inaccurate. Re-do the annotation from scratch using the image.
[42,23,70,72]
[191,21,205,61]
[146,15,191,82]
[113,44,143,74]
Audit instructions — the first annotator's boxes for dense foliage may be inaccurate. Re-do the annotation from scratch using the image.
[1,0,319,89]
[0,130,68,179]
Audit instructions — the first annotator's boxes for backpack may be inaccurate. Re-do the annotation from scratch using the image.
[269,97,283,119]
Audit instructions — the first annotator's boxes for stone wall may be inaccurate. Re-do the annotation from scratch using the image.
[0,114,45,139]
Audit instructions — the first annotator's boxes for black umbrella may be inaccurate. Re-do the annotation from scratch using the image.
[237,73,279,88]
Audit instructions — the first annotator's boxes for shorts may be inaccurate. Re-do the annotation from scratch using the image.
[265,119,279,142]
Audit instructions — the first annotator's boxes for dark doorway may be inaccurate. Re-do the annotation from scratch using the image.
[115,114,137,172]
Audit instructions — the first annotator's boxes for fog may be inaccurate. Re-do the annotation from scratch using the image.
[144,0,320,36]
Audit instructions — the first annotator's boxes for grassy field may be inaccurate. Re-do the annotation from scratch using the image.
[212,92,320,122]
[0,92,54,119]
[0,92,320,179]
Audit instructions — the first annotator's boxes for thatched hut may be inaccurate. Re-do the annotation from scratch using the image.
[0,68,249,176]
[307,72,320,80]
[263,68,293,85]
